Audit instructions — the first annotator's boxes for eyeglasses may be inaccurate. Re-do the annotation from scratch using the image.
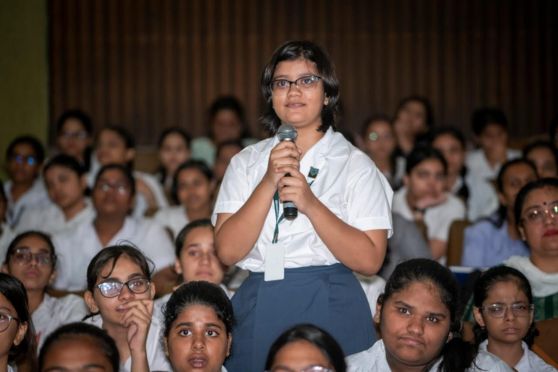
[96,277,150,298]
[9,154,37,166]
[268,366,334,372]
[480,303,534,318]
[270,75,322,92]
[521,202,558,224]
[12,247,55,266]
[95,182,130,195]
[0,312,19,333]
[60,130,88,140]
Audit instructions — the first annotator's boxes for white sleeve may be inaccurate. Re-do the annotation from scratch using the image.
[56,294,88,323]
[428,196,466,241]
[212,153,251,222]
[139,221,175,272]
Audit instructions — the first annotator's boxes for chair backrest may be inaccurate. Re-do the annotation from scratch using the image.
[446,219,471,266]
[533,317,558,366]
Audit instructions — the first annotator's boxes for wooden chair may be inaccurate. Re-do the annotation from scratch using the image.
[446,219,471,266]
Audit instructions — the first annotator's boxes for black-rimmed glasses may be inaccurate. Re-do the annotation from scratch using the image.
[270,75,322,92]
[96,277,150,298]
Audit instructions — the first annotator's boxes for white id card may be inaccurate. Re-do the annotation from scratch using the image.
[264,243,285,281]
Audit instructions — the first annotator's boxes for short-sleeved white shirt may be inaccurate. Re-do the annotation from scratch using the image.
[33,294,88,350]
[153,205,188,238]
[84,314,171,372]
[4,178,53,229]
[392,187,466,242]
[52,217,175,291]
[479,340,557,372]
[212,128,393,272]
[16,201,95,235]
[466,148,521,182]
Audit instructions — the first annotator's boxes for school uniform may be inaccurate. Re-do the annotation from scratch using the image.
[451,172,499,222]
[479,340,557,372]
[465,148,521,182]
[84,314,171,372]
[3,179,53,229]
[16,200,95,235]
[153,205,188,238]
[213,128,393,372]
[52,217,175,291]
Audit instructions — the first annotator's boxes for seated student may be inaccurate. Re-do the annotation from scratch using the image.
[392,145,466,261]
[54,109,95,172]
[17,154,94,235]
[2,231,87,350]
[472,266,556,372]
[392,95,435,157]
[0,184,15,262]
[39,322,119,372]
[154,219,228,319]
[90,125,168,216]
[3,135,52,229]
[0,273,34,372]
[154,127,192,197]
[162,281,233,372]
[523,140,558,179]
[461,159,538,268]
[83,245,171,372]
[53,164,175,292]
[153,161,216,238]
[347,258,512,372]
[265,324,347,372]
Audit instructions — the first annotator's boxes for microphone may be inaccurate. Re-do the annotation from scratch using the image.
[277,123,298,220]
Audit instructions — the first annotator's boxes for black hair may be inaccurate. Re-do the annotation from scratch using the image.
[97,125,135,168]
[93,163,136,198]
[156,127,192,185]
[174,218,214,258]
[472,266,538,347]
[471,107,508,136]
[43,154,86,178]
[523,140,558,175]
[38,322,119,372]
[0,273,35,364]
[265,324,346,372]
[260,40,340,134]
[4,231,57,270]
[405,145,448,175]
[170,160,214,205]
[393,95,435,129]
[207,96,251,140]
[215,139,244,159]
[379,259,475,372]
[514,177,558,228]
[360,113,392,138]
[163,281,234,337]
[86,244,153,293]
[55,109,94,136]
[6,135,45,165]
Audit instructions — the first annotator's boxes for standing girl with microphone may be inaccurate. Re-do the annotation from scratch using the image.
[214,40,393,371]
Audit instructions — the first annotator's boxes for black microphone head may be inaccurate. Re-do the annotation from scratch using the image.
[277,123,297,142]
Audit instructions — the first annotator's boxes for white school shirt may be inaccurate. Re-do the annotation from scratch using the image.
[346,339,513,372]
[212,127,393,272]
[16,200,95,235]
[392,187,466,242]
[153,205,188,238]
[358,275,385,318]
[4,179,53,229]
[52,217,175,291]
[451,173,499,222]
[479,340,557,372]
[466,148,521,182]
[84,314,171,372]
[33,294,88,350]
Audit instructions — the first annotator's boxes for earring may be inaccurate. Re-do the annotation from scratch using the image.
[324,97,329,105]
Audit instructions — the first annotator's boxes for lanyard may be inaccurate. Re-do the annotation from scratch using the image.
[272,166,319,244]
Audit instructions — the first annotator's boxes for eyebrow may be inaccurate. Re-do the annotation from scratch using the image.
[393,300,447,318]
[174,322,224,330]
[272,72,317,80]
[44,365,107,372]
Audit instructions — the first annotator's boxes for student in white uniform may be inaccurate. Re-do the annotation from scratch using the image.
[162,281,232,372]
[53,164,175,292]
[0,273,33,372]
[2,231,87,350]
[154,160,216,238]
[17,154,94,235]
[392,145,466,261]
[38,322,119,372]
[154,127,192,197]
[214,41,393,371]
[347,259,512,372]
[83,245,171,372]
[472,266,557,372]
[3,135,52,230]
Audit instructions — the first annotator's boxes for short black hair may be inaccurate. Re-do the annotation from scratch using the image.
[157,127,191,149]
[393,95,435,129]
[170,160,213,205]
[471,107,508,136]
[207,96,251,139]
[43,154,86,178]
[405,145,448,175]
[360,113,392,138]
[174,218,214,258]
[6,135,45,165]
[55,109,94,135]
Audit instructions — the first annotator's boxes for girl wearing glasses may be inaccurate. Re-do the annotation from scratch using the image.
[472,266,555,371]
[2,231,87,350]
[214,41,393,371]
[0,273,33,372]
[83,245,170,372]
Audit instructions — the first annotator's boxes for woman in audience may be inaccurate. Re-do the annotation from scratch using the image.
[3,135,52,229]
[162,281,233,372]
[473,266,556,371]
[17,154,94,235]
[2,231,87,350]
[54,109,95,172]
[266,324,347,372]
[360,114,405,190]
[392,95,434,156]
[52,164,175,292]
[155,127,192,197]
[92,125,168,216]
[347,258,511,372]
[83,245,170,372]
[39,322,119,372]
[523,140,558,179]
[154,160,215,238]
[461,159,538,268]
[0,273,33,372]
[392,145,465,261]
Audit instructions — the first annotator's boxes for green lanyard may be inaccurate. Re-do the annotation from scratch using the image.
[272,166,319,244]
